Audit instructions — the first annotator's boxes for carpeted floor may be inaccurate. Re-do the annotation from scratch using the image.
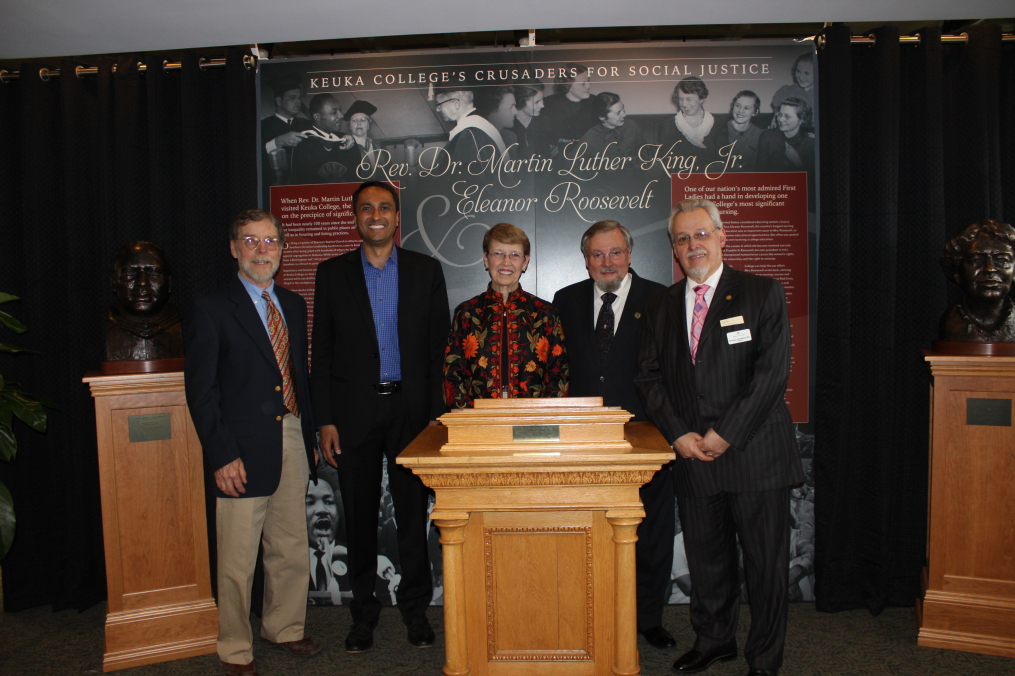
[2,601,1013,676]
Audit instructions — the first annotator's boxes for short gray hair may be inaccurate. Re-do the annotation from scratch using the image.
[580,220,634,256]
[667,199,723,243]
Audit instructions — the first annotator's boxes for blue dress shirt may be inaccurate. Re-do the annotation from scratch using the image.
[360,245,401,381]
[237,272,287,336]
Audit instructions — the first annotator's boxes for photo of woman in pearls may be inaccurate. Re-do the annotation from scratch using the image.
[713,90,764,171]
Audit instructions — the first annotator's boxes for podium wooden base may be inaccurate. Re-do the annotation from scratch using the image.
[399,400,674,676]
[918,354,1015,659]
[83,370,218,672]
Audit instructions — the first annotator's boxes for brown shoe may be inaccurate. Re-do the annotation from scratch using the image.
[259,635,322,657]
[220,659,258,676]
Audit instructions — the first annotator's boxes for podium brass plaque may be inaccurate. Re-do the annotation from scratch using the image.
[513,425,560,442]
[128,413,172,442]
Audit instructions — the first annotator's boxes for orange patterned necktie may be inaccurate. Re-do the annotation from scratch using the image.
[262,291,300,417]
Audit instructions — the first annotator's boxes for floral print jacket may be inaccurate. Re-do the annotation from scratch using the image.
[444,286,569,408]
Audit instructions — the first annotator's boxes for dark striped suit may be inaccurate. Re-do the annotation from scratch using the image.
[552,270,674,631]
[635,264,803,671]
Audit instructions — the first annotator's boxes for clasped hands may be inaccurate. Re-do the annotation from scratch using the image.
[673,429,730,462]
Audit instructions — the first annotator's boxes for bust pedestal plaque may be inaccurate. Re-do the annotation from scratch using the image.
[917,353,1015,658]
[398,397,674,676]
[83,370,217,671]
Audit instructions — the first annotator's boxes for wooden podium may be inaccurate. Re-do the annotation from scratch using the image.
[83,370,218,671]
[397,398,675,676]
[917,354,1015,658]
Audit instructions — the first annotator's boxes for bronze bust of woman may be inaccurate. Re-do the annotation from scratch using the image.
[939,219,1015,343]
[105,241,184,361]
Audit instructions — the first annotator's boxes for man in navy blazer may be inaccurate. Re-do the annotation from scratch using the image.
[551,220,676,650]
[311,181,450,653]
[185,209,320,676]
[635,199,803,676]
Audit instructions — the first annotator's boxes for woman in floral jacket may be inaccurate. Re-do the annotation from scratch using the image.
[444,223,569,408]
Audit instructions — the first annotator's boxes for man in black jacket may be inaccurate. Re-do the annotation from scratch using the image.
[635,199,803,676]
[311,181,450,653]
[185,209,321,676]
[552,220,674,650]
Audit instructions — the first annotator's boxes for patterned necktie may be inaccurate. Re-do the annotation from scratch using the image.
[689,284,709,365]
[595,292,617,362]
[262,291,300,417]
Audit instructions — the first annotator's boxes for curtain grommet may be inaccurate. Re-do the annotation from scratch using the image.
[39,68,52,82]
[243,54,256,71]
[198,57,209,71]
[0,69,9,84]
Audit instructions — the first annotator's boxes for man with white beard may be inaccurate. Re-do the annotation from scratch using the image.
[551,220,675,650]
[185,209,322,676]
[635,199,802,676]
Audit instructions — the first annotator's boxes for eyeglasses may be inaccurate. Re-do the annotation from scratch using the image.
[488,251,524,262]
[588,248,629,262]
[672,228,717,247]
[435,98,459,109]
[238,236,287,251]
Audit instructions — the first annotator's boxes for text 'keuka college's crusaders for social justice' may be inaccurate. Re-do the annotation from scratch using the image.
[305,61,773,92]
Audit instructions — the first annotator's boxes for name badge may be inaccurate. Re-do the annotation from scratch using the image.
[727,328,752,344]
[720,315,744,327]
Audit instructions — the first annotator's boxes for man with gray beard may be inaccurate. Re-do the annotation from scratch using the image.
[552,220,675,649]
[185,209,321,676]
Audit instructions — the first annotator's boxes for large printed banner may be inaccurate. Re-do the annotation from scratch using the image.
[259,41,817,606]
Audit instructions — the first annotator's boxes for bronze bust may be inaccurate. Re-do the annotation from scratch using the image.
[105,241,184,361]
[939,219,1015,343]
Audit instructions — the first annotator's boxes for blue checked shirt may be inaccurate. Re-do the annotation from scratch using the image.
[360,245,401,381]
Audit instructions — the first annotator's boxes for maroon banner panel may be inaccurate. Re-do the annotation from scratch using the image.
[672,172,809,422]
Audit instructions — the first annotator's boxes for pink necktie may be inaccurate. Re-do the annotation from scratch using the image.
[689,284,709,364]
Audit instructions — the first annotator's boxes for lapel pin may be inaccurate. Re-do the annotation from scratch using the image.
[726,295,732,300]
[634,312,641,319]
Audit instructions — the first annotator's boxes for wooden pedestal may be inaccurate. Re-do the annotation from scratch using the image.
[917,354,1015,659]
[83,371,218,671]
[398,399,675,676]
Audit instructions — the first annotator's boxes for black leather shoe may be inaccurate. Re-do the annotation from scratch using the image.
[672,646,737,673]
[747,669,778,676]
[406,616,436,648]
[344,623,374,653]
[639,625,677,649]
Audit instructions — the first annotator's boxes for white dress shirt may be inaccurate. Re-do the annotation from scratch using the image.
[592,272,633,335]
[684,263,724,346]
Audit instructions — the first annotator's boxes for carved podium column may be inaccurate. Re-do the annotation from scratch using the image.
[397,398,674,676]
[83,370,218,671]
[918,353,1015,658]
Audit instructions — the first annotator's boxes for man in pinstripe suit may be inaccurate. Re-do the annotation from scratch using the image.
[635,198,803,676]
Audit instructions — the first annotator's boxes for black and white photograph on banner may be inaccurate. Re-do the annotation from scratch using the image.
[257,40,820,607]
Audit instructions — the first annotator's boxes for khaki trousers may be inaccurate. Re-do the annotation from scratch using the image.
[216,414,310,665]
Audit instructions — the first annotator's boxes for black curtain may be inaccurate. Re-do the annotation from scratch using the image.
[814,24,1015,613]
[1,27,1013,615]
[0,48,255,611]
